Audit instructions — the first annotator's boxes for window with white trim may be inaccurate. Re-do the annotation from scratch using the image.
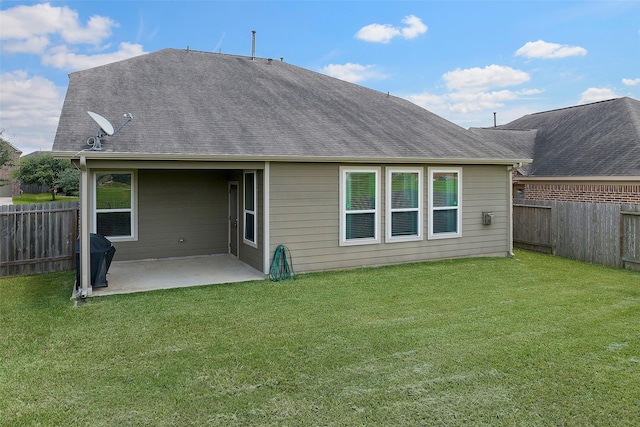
[428,167,462,239]
[94,171,136,241]
[244,171,257,246]
[386,168,423,242]
[340,167,380,245]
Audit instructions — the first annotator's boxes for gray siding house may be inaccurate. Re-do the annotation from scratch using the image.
[52,48,530,296]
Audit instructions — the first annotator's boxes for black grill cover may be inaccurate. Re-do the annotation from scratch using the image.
[75,234,116,288]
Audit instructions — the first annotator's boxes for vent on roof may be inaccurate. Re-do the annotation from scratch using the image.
[251,30,256,60]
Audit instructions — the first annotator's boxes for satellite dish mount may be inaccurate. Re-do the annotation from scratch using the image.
[87,111,133,150]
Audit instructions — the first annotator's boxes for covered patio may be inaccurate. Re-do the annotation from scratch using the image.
[91,254,265,297]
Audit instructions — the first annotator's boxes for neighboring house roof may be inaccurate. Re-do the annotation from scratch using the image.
[21,150,50,158]
[1,139,22,157]
[52,48,526,164]
[469,128,537,175]
[472,97,640,177]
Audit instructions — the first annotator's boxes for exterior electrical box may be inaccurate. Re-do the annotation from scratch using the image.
[482,212,493,225]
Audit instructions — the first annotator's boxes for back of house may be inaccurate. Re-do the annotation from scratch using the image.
[52,48,530,295]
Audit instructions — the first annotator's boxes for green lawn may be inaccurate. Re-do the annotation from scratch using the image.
[12,193,79,204]
[1,250,638,426]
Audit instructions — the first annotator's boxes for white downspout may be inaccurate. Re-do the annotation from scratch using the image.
[263,161,270,275]
[507,163,522,257]
[79,156,91,297]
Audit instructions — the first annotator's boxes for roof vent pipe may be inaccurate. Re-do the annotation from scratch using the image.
[493,112,497,127]
[251,30,256,60]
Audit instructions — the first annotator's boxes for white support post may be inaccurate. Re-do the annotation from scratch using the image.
[79,156,91,297]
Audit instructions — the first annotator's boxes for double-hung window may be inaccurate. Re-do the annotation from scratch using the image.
[244,171,257,247]
[386,168,422,242]
[340,167,380,245]
[428,167,462,239]
[94,171,136,241]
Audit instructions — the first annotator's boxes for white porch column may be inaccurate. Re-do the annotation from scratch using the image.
[79,156,91,297]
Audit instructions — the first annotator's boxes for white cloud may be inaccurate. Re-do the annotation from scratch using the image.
[0,3,117,52]
[400,15,428,39]
[0,4,146,154]
[355,15,427,44]
[1,36,50,55]
[356,23,400,44]
[405,64,542,127]
[578,87,620,104]
[515,40,587,59]
[622,78,640,86]
[406,89,545,128]
[0,71,64,154]
[407,88,543,115]
[322,63,384,83]
[63,14,117,45]
[42,42,146,70]
[443,65,530,91]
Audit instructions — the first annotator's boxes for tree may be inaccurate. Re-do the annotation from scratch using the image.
[0,131,15,188]
[0,132,12,167]
[56,167,80,196]
[14,154,74,201]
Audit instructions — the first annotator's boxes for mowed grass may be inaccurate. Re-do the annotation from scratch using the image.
[12,193,79,204]
[1,250,639,426]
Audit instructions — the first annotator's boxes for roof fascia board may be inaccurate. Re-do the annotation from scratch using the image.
[51,151,532,166]
[77,159,265,170]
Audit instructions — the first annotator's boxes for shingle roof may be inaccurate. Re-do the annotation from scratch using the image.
[469,128,537,175]
[52,48,524,163]
[479,97,640,177]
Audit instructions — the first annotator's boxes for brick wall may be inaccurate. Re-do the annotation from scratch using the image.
[518,182,640,205]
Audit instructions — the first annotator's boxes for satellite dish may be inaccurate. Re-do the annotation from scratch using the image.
[86,111,133,150]
[87,111,114,136]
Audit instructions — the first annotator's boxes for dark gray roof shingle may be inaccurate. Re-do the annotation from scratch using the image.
[480,97,640,177]
[53,48,524,162]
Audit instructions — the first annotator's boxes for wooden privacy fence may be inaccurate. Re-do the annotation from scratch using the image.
[513,200,640,271]
[0,202,79,276]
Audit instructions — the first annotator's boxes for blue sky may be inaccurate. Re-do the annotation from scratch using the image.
[1,0,639,154]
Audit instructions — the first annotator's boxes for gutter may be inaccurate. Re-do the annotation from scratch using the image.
[508,162,523,172]
[51,150,532,167]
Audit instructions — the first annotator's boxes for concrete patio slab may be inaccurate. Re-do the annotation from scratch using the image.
[90,254,266,297]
